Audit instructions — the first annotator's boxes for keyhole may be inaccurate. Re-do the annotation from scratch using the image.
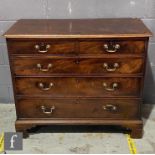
[75,60,80,64]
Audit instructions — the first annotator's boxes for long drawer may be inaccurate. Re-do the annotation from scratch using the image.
[8,39,145,55]
[16,98,140,119]
[15,77,141,97]
[12,57,144,75]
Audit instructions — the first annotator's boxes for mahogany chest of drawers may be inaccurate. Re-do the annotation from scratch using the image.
[4,19,152,138]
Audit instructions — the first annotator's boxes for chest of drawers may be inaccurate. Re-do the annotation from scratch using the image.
[4,19,152,138]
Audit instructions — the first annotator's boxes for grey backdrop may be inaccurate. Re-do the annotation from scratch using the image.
[0,0,155,103]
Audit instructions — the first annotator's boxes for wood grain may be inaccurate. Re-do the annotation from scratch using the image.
[4,19,152,38]
[16,98,140,119]
[79,40,145,54]
[4,18,152,138]
[15,77,141,97]
[12,57,144,76]
[8,40,76,55]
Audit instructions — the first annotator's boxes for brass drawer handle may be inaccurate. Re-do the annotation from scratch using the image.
[103,63,119,72]
[38,82,54,91]
[37,63,52,72]
[103,44,120,53]
[103,82,118,91]
[103,104,117,112]
[41,105,55,114]
[35,44,51,53]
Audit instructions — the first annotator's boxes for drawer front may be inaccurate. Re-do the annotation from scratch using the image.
[8,40,76,55]
[12,58,144,75]
[16,98,140,119]
[79,40,145,55]
[15,77,141,97]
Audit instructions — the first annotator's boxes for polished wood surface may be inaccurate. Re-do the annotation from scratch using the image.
[16,98,140,119]
[8,39,145,55]
[4,19,152,138]
[8,40,76,55]
[79,40,145,54]
[4,19,152,38]
[12,57,144,75]
[15,77,141,97]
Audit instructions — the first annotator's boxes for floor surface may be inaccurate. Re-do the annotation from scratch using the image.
[0,104,155,154]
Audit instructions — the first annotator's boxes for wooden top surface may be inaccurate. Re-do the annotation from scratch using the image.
[4,18,152,39]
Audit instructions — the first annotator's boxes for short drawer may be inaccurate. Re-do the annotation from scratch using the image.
[8,40,76,55]
[15,77,141,97]
[12,57,144,75]
[79,40,145,55]
[16,98,140,119]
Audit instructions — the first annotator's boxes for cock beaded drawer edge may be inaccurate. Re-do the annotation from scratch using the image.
[4,19,152,138]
